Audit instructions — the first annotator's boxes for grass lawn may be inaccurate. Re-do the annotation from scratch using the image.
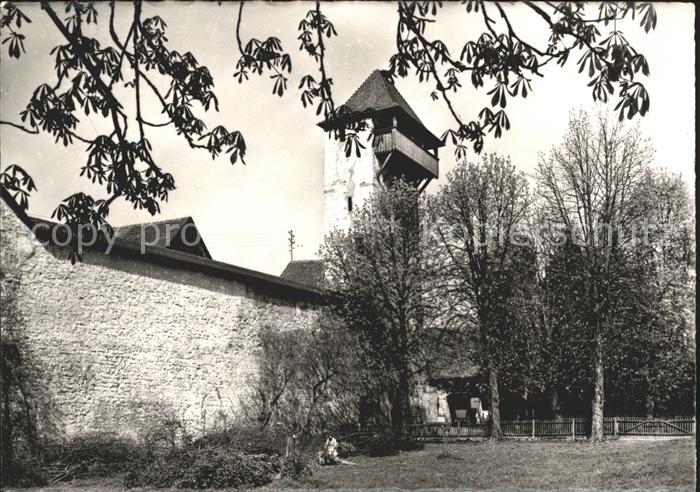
[8,439,695,490]
[283,439,696,490]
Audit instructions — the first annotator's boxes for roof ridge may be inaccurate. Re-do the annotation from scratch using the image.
[114,216,193,229]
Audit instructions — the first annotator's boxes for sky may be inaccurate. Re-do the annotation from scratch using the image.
[0,2,695,275]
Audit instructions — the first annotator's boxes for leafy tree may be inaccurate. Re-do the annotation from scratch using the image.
[533,235,594,417]
[605,169,695,416]
[431,154,531,439]
[393,1,655,158]
[1,1,656,230]
[322,181,456,429]
[489,239,590,419]
[537,109,654,440]
[534,142,694,421]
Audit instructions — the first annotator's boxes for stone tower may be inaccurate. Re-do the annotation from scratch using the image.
[319,70,443,236]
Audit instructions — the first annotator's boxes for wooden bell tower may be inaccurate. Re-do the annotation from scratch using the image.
[320,69,443,235]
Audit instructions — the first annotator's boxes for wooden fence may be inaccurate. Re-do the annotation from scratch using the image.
[398,417,695,441]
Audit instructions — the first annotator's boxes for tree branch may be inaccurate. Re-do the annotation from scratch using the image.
[398,3,465,128]
[0,120,39,135]
[314,1,336,116]
[132,0,144,140]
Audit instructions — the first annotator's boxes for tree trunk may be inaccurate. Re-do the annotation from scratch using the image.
[645,392,655,418]
[389,386,402,429]
[644,371,655,418]
[590,331,605,442]
[551,390,561,420]
[390,367,411,433]
[488,363,502,440]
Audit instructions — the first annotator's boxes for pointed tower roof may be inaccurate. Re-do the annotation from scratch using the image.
[343,69,423,124]
[322,69,442,148]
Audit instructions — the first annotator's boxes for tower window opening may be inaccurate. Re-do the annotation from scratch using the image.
[347,196,353,212]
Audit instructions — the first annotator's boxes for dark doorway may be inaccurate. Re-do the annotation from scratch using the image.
[447,393,475,424]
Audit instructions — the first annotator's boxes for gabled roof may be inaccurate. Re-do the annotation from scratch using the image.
[113,216,192,246]
[343,69,423,125]
[280,260,325,289]
[0,188,320,299]
[113,216,212,259]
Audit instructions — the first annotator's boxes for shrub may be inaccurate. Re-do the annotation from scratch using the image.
[336,440,357,457]
[343,431,424,457]
[396,438,424,452]
[43,433,144,478]
[192,426,292,456]
[1,455,47,488]
[231,427,289,455]
[142,418,190,454]
[279,454,313,481]
[124,447,281,489]
[367,433,400,457]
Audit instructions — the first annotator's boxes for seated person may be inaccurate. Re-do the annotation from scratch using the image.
[318,435,340,465]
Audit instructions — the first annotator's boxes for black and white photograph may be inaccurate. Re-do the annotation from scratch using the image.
[0,1,695,489]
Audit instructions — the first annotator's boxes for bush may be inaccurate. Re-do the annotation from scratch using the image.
[280,454,313,481]
[193,427,290,456]
[124,447,281,489]
[231,427,289,455]
[396,438,424,452]
[142,418,190,454]
[342,431,424,457]
[4,420,319,489]
[2,433,144,486]
[336,440,357,457]
[1,455,48,488]
[367,433,399,457]
[43,433,144,478]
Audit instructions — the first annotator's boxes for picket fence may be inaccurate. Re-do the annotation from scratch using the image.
[399,416,695,441]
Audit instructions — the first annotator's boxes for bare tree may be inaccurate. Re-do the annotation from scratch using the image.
[243,314,358,437]
[432,154,531,439]
[322,181,458,430]
[536,109,653,441]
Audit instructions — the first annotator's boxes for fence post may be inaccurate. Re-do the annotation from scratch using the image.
[532,418,535,439]
[571,418,575,441]
[614,417,618,437]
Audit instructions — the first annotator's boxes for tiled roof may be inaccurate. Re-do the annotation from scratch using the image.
[114,216,191,246]
[280,260,325,289]
[113,216,212,259]
[343,69,424,125]
[0,188,320,299]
